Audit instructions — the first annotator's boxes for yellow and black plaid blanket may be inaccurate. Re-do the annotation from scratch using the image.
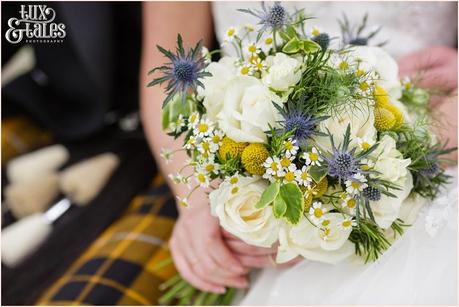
[37,175,178,306]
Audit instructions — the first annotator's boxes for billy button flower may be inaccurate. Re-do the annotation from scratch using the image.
[311,177,328,198]
[241,143,270,175]
[219,136,248,161]
[147,34,210,107]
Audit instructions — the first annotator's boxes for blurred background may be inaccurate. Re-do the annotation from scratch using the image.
[1,2,181,305]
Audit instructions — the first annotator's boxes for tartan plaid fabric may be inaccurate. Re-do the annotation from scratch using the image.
[37,175,179,306]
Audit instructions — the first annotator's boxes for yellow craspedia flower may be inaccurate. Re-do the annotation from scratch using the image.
[312,177,328,198]
[304,191,313,210]
[374,107,396,131]
[241,143,269,175]
[373,84,390,108]
[384,103,404,130]
[219,137,248,161]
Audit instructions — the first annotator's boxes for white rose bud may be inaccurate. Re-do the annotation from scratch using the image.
[262,53,302,91]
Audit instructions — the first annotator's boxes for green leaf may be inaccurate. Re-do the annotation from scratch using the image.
[255,181,280,209]
[300,40,322,53]
[278,30,291,42]
[273,194,287,218]
[309,166,327,183]
[279,183,304,225]
[282,38,301,54]
[286,25,298,39]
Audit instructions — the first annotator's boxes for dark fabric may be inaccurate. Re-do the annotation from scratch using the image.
[37,175,178,306]
[1,126,158,305]
[1,2,142,140]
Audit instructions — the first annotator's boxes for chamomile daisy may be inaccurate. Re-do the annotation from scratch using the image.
[160,148,173,164]
[261,35,274,53]
[202,160,220,175]
[224,26,239,42]
[193,118,214,137]
[195,169,210,188]
[309,201,327,224]
[360,158,375,171]
[282,164,297,183]
[188,112,200,128]
[238,62,254,76]
[283,138,299,158]
[341,196,358,214]
[339,217,356,230]
[345,173,368,195]
[355,137,375,151]
[295,166,312,187]
[302,147,323,166]
[176,196,189,207]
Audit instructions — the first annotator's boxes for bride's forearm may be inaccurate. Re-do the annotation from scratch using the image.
[139,2,213,214]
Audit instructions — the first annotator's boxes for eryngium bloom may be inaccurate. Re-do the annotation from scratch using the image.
[148,34,210,107]
[274,99,328,145]
[322,124,377,183]
[238,2,289,33]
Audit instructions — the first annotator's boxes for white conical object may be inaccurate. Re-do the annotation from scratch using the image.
[1,214,52,268]
[7,145,69,183]
[5,173,60,219]
[59,153,119,206]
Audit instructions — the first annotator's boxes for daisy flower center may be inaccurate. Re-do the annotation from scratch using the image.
[284,171,295,182]
[198,123,209,133]
[197,174,206,183]
[314,208,323,218]
[205,164,214,172]
[270,162,279,171]
[347,199,356,208]
[309,152,319,161]
[240,66,250,75]
[342,220,352,228]
[230,177,239,184]
[280,157,291,168]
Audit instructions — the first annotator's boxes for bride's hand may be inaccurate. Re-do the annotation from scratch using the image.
[398,45,458,105]
[169,194,249,293]
[223,230,303,269]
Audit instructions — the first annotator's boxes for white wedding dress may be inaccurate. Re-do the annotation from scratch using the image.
[212,2,458,305]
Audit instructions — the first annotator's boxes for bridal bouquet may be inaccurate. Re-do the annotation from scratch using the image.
[148,3,454,305]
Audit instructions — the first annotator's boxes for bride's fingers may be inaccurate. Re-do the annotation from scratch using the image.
[235,254,273,268]
[275,256,303,269]
[169,236,225,293]
[208,236,248,274]
[226,239,277,256]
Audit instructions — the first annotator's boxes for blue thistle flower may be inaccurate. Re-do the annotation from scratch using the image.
[420,157,440,178]
[312,33,330,50]
[273,98,328,145]
[238,2,289,35]
[363,186,381,201]
[322,124,378,183]
[147,34,211,107]
[338,13,386,47]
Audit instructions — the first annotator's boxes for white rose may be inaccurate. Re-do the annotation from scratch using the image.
[199,57,238,121]
[217,76,282,143]
[348,46,402,100]
[370,171,413,229]
[371,135,411,185]
[315,105,377,152]
[209,176,279,247]
[276,214,354,264]
[262,53,302,91]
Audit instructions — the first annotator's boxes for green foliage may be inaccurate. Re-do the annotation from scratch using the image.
[159,273,236,305]
[289,50,373,117]
[282,37,321,54]
[265,125,295,156]
[256,181,281,209]
[396,121,456,199]
[279,183,304,224]
[348,218,391,263]
[273,193,287,218]
[161,95,196,131]
[217,155,243,177]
